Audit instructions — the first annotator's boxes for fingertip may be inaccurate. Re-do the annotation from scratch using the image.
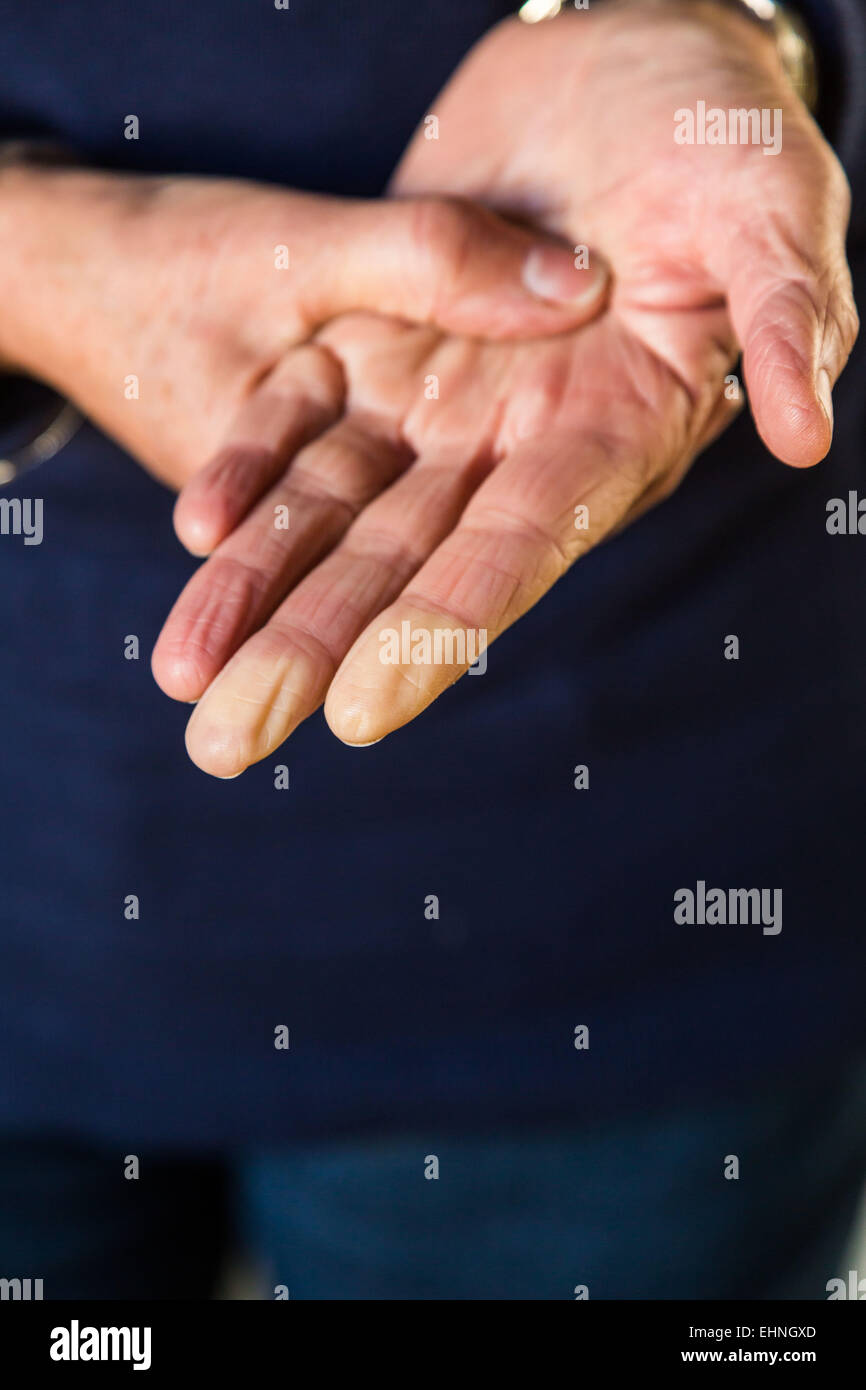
[151,638,210,705]
[753,388,832,468]
[444,240,610,340]
[184,709,249,779]
[522,243,610,316]
[323,686,384,746]
[744,326,834,467]
[173,490,221,557]
[478,245,610,340]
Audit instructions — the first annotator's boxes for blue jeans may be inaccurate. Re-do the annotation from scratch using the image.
[2,1063,865,1299]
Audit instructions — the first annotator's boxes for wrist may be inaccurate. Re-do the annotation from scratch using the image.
[681,0,816,108]
[518,0,810,95]
[0,162,144,384]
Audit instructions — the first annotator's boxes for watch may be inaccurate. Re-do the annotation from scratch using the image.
[517,0,818,111]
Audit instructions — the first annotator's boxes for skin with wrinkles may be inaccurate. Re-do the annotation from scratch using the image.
[152,0,859,774]
[0,169,605,491]
[159,295,733,773]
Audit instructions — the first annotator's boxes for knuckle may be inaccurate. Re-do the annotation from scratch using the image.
[407,194,480,309]
[588,425,658,498]
[825,152,852,218]
[824,279,860,369]
[838,296,860,357]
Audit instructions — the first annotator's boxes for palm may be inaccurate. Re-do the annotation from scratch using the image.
[153,3,857,775]
[393,3,851,466]
[153,299,732,774]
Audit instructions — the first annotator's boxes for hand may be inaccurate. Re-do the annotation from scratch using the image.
[393,0,858,464]
[153,0,859,774]
[154,297,734,774]
[0,162,607,493]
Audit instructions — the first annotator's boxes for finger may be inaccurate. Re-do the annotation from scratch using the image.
[718,160,858,467]
[173,346,344,556]
[324,427,657,745]
[296,193,610,339]
[153,414,410,704]
[184,447,492,777]
[615,374,744,529]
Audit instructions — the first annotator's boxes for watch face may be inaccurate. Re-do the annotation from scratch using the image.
[0,375,81,484]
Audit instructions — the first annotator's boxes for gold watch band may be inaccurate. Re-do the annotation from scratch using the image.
[744,0,818,110]
[517,0,818,111]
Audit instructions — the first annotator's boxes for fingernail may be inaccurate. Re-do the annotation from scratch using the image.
[522,244,608,306]
[816,367,834,430]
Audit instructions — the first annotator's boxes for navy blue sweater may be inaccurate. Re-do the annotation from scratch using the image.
[1,0,865,1146]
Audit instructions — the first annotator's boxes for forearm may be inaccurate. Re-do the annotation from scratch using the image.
[0,160,146,388]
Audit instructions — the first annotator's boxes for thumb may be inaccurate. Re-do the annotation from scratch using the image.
[720,164,858,467]
[295,194,609,338]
